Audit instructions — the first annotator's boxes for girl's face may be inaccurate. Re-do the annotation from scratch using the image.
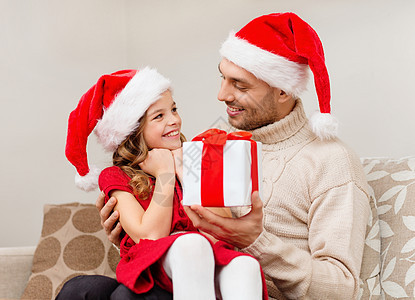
[142,90,182,150]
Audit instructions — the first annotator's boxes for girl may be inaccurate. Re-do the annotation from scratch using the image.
[65,67,266,300]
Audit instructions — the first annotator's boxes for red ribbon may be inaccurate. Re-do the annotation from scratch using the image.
[192,129,259,207]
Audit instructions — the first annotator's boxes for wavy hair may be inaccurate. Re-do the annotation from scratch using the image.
[112,113,185,199]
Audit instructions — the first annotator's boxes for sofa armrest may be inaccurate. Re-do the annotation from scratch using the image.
[0,246,36,299]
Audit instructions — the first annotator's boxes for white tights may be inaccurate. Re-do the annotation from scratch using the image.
[162,233,262,300]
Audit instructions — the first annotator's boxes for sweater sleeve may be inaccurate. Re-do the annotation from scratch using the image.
[240,182,369,299]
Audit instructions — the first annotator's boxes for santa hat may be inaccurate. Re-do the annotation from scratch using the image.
[220,12,338,140]
[65,67,172,191]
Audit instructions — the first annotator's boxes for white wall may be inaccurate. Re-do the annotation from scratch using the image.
[1,0,414,247]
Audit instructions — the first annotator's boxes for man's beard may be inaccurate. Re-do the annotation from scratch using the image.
[229,90,280,131]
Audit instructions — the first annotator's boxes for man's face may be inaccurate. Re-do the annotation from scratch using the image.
[217,59,286,131]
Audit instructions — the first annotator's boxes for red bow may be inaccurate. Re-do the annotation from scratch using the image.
[192,128,253,143]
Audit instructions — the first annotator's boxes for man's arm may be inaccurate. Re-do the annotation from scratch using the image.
[96,192,122,246]
[183,191,263,249]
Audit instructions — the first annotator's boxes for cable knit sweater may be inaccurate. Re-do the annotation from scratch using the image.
[231,100,371,299]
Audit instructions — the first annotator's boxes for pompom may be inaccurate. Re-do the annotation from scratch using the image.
[309,112,338,140]
[74,165,102,192]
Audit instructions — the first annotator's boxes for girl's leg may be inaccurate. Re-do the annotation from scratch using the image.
[162,233,216,300]
[216,255,263,300]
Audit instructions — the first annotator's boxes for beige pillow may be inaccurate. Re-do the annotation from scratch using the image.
[362,157,415,299]
[21,203,120,300]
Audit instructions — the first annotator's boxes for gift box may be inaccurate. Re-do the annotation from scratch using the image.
[182,129,262,207]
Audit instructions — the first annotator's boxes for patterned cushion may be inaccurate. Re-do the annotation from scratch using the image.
[358,189,381,299]
[21,203,120,300]
[361,157,415,299]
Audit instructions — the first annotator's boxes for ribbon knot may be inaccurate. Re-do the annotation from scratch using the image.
[192,128,253,144]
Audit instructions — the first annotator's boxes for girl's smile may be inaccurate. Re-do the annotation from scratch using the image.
[163,129,180,138]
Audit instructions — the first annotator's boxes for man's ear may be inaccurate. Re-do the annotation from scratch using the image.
[277,89,292,104]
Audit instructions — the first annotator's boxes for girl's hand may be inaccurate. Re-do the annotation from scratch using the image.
[139,148,175,177]
[171,147,183,184]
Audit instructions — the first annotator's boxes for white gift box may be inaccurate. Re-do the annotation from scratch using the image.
[182,137,262,207]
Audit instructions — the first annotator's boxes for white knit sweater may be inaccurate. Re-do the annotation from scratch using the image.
[231,100,371,299]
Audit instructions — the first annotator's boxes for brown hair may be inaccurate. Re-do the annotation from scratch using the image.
[112,113,186,199]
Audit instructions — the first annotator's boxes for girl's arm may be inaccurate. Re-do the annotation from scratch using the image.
[112,149,176,243]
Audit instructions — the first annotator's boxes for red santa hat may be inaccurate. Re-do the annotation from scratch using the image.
[220,12,338,140]
[65,67,172,191]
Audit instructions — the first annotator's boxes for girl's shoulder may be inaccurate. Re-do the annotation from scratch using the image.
[99,165,130,179]
[98,166,132,194]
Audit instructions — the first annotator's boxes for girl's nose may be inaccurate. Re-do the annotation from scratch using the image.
[168,113,181,126]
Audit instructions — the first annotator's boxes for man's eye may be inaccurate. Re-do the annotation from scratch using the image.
[235,84,247,91]
[232,81,245,91]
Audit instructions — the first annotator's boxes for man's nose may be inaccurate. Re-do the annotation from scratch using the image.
[217,81,235,102]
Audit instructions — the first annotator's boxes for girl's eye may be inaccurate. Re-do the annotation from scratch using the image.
[154,114,163,120]
[172,107,178,113]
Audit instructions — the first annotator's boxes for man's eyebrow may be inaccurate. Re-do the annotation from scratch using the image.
[218,63,250,85]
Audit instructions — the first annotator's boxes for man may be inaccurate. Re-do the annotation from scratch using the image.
[180,14,371,299]
[61,12,371,299]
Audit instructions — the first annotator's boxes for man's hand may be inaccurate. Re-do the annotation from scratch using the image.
[96,192,122,247]
[183,191,264,249]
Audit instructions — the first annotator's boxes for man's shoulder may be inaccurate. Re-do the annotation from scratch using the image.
[303,137,360,165]
[298,137,367,187]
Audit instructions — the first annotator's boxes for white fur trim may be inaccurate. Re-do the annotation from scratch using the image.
[75,165,101,192]
[95,67,172,152]
[309,112,338,140]
[220,32,309,96]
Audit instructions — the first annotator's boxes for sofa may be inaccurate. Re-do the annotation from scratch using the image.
[1,156,414,300]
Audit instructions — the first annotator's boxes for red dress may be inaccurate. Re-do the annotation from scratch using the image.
[99,166,267,299]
